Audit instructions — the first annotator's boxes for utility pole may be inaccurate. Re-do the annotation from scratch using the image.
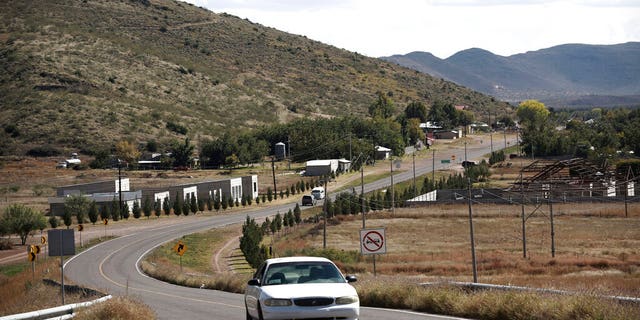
[464,142,478,283]
[287,136,291,170]
[412,152,417,198]
[390,155,394,214]
[549,187,555,258]
[118,159,123,220]
[361,164,365,229]
[520,169,527,258]
[432,150,435,183]
[323,179,327,249]
[271,157,277,195]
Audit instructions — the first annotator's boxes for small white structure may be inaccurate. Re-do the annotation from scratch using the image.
[375,146,391,160]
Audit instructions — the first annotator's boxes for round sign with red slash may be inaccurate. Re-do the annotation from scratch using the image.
[360,228,386,255]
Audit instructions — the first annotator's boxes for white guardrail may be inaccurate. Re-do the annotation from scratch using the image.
[0,295,112,320]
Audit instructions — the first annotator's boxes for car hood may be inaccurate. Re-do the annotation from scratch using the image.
[260,283,357,299]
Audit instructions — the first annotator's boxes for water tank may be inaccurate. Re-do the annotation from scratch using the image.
[275,142,286,160]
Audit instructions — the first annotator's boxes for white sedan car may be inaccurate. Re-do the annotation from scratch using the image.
[244,256,359,320]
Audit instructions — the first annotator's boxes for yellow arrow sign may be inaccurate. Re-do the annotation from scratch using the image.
[78,224,84,232]
[41,236,47,245]
[28,251,36,262]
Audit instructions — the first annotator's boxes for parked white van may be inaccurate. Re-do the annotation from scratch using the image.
[311,186,325,200]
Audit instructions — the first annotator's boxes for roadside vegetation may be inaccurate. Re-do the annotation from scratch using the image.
[140,199,640,319]
[74,296,155,320]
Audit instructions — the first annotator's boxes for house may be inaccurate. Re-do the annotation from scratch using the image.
[305,160,336,176]
[338,159,351,172]
[375,146,392,160]
[48,190,142,216]
[56,179,130,197]
[434,130,462,140]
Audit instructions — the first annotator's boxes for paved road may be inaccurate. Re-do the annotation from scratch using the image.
[64,137,514,319]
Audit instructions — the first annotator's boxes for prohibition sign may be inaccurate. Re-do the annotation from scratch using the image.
[360,228,386,255]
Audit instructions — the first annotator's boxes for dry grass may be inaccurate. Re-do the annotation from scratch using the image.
[74,296,156,320]
[0,257,101,316]
[274,203,640,297]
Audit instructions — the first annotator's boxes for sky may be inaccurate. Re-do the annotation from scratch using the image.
[183,0,640,59]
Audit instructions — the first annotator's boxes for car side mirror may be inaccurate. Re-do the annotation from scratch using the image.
[248,278,261,286]
[345,275,357,283]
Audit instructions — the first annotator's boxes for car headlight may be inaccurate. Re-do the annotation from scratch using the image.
[335,295,359,305]
[264,298,292,307]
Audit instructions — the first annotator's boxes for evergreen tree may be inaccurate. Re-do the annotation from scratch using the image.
[228,194,235,208]
[183,195,191,216]
[48,215,59,229]
[163,197,171,215]
[190,194,198,214]
[88,201,98,225]
[241,195,247,207]
[133,200,142,219]
[100,204,111,220]
[173,192,182,216]
[214,194,221,211]
[293,203,301,225]
[255,196,261,205]
[198,198,205,213]
[142,197,152,219]
[247,195,252,206]
[154,199,162,218]
[111,197,120,221]
[221,194,228,210]
[274,212,283,234]
[62,208,72,228]
[206,195,213,211]
[267,187,273,202]
[121,202,130,220]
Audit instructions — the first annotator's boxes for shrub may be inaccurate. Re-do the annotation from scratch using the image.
[26,145,61,157]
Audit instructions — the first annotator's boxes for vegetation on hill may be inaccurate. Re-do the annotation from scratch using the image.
[0,0,510,156]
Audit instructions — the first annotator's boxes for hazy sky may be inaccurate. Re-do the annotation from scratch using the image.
[183,0,640,59]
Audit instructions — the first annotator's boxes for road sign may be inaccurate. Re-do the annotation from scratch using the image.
[103,219,108,225]
[172,241,182,253]
[360,228,386,255]
[173,242,187,257]
[28,251,36,262]
[441,159,451,164]
[78,224,84,232]
[451,155,456,161]
[41,236,47,245]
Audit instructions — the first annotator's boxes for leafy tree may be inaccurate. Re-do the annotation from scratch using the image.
[406,118,425,145]
[64,194,90,224]
[369,91,395,119]
[1,204,47,245]
[115,140,141,167]
[88,201,99,225]
[171,138,195,167]
[404,101,427,122]
[428,100,458,129]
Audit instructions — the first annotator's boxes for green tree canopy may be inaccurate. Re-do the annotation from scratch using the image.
[368,91,395,119]
[1,204,47,245]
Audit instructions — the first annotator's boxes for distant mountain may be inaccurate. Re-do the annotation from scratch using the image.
[383,42,640,107]
[0,0,510,156]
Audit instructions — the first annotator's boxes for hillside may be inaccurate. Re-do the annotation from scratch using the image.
[383,42,640,106]
[0,0,509,156]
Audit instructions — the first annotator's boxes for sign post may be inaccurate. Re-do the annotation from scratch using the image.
[173,241,187,272]
[48,229,75,305]
[78,224,84,247]
[359,228,386,276]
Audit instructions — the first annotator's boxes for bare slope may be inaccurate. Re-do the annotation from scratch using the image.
[0,0,509,155]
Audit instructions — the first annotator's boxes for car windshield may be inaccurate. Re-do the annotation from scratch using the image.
[264,261,345,285]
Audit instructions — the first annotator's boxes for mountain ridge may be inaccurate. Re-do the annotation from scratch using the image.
[383,42,640,106]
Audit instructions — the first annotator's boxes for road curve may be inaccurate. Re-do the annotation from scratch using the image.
[65,138,511,319]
